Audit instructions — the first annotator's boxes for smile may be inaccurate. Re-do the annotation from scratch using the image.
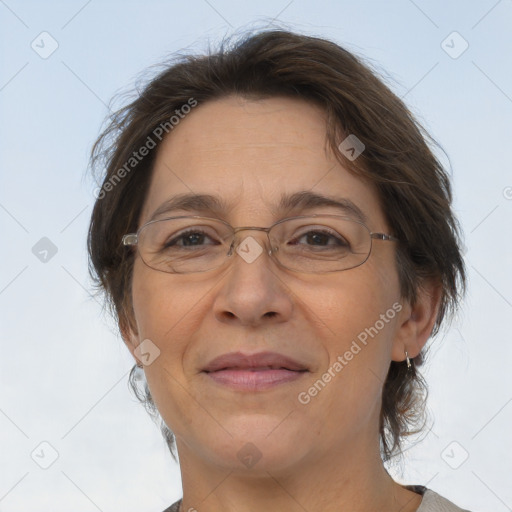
[203,368,308,391]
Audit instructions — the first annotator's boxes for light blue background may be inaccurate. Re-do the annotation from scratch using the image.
[1,1,511,510]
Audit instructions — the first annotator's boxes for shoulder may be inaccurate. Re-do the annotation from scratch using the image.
[415,487,473,512]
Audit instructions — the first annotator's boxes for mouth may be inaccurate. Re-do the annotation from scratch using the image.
[203,367,308,391]
[201,351,309,391]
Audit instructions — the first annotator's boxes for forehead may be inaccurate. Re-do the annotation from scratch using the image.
[140,96,384,227]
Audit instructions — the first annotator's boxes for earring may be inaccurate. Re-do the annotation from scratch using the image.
[405,350,412,369]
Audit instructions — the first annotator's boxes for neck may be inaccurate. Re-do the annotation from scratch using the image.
[174,435,422,512]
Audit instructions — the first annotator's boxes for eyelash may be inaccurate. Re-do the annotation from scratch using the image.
[164,228,348,248]
[164,229,218,248]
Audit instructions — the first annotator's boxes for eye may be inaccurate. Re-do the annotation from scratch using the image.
[164,228,220,248]
[289,228,350,248]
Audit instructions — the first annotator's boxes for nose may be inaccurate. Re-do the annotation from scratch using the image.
[212,232,293,327]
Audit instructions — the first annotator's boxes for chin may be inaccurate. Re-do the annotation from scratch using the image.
[197,422,306,471]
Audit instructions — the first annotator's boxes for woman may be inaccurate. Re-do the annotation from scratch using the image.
[88,30,470,511]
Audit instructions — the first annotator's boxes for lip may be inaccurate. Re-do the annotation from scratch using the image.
[201,351,309,392]
[202,351,309,372]
[205,368,307,391]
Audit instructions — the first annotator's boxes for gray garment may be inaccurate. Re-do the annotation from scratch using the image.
[162,500,180,512]
[415,489,472,511]
[163,486,472,511]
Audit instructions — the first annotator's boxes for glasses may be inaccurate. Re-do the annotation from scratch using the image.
[122,215,399,274]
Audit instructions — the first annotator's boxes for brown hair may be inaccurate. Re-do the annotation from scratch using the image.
[88,29,466,462]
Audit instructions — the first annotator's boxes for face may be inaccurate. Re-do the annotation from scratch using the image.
[125,96,411,474]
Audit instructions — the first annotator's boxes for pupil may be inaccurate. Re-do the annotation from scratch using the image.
[183,233,204,246]
[307,232,329,245]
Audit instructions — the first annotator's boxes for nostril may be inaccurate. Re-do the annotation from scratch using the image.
[264,311,277,319]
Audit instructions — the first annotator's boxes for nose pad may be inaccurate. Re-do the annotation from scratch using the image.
[227,239,235,257]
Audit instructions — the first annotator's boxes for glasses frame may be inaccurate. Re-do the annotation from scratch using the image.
[122,214,400,274]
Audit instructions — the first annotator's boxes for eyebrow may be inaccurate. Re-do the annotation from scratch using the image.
[149,193,230,221]
[279,191,367,224]
[148,190,368,224]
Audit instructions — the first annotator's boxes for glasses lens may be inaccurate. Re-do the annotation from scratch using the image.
[270,216,371,273]
[138,217,232,273]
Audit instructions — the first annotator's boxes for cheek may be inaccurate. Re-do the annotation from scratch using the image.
[130,262,204,431]
[305,261,400,342]
[130,260,200,342]
[301,262,401,392]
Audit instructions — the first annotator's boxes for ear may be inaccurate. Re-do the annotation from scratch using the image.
[391,278,442,362]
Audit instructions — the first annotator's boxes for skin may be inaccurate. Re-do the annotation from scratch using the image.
[123,96,441,512]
